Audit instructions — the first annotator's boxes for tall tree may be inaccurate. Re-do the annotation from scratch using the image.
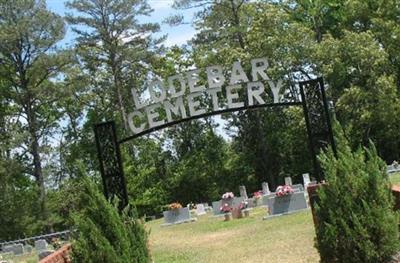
[66,0,163,132]
[172,0,313,188]
[0,0,68,226]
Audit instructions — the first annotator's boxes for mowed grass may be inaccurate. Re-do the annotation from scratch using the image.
[2,252,37,263]
[390,172,400,185]
[147,207,319,263]
[148,172,400,263]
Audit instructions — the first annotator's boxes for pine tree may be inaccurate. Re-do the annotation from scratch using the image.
[315,126,400,263]
[71,178,150,263]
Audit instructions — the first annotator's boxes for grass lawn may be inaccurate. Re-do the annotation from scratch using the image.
[147,207,319,263]
[390,172,400,185]
[2,252,37,263]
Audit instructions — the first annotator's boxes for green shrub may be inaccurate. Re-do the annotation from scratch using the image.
[71,178,150,263]
[315,128,400,263]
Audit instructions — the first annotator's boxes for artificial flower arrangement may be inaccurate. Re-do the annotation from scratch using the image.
[220,203,232,213]
[168,202,182,210]
[238,201,249,210]
[222,192,234,199]
[253,191,263,199]
[275,185,294,197]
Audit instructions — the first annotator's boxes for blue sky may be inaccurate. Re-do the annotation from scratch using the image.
[46,0,230,138]
[46,0,197,47]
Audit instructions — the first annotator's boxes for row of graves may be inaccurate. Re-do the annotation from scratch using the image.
[0,231,69,260]
[161,173,317,226]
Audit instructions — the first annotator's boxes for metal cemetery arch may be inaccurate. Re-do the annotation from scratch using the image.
[94,77,335,207]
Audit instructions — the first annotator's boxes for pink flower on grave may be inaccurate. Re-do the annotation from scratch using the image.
[222,192,234,199]
[220,203,231,213]
[253,191,262,199]
[275,185,294,197]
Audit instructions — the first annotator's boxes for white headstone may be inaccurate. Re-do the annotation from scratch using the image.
[284,177,293,186]
[302,173,311,187]
[239,185,248,199]
[196,204,207,215]
[262,182,270,195]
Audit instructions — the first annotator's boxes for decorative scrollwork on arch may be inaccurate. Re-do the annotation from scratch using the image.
[94,121,128,210]
[300,78,336,181]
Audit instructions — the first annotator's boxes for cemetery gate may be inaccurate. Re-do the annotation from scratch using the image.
[94,77,335,208]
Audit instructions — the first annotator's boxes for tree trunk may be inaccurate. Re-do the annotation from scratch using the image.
[230,0,246,49]
[110,54,129,132]
[26,100,48,226]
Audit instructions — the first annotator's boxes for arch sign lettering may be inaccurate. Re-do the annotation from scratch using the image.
[128,58,288,135]
[94,58,336,209]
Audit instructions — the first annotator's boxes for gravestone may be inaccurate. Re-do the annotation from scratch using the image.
[203,203,212,212]
[262,182,270,195]
[230,197,244,207]
[24,244,33,253]
[34,239,48,251]
[291,184,304,192]
[3,244,24,256]
[3,245,14,254]
[212,197,244,216]
[264,191,308,219]
[13,244,24,255]
[262,193,276,206]
[239,185,248,200]
[196,204,207,216]
[302,173,311,188]
[388,163,400,174]
[212,200,223,216]
[162,207,196,226]
[247,197,254,208]
[284,177,293,185]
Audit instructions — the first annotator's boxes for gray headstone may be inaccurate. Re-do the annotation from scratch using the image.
[262,182,270,195]
[196,204,206,215]
[34,239,48,251]
[239,185,248,199]
[266,191,308,216]
[233,197,244,207]
[388,163,400,174]
[284,177,293,186]
[212,197,244,216]
[38,250,54,260]
[291,184,304,192]
[3,244,24,256]
[247,197,255,208]
[222,197,244,208]
[24,244,33,253]
[13,244,24,255]
[302,173,311,187]
[212,200,223,216]
[3,245,14,254]
[163,207,193,225]
[262,193,276,206]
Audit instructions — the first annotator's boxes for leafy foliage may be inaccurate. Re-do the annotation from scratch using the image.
[71,178,150,263]
[315,126,400,263]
